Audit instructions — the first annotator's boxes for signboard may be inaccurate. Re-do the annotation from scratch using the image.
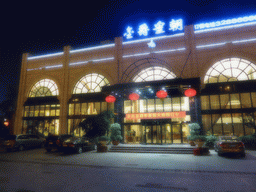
[125,111,186,120]
[194,14,256,31]
[123,18,184,41]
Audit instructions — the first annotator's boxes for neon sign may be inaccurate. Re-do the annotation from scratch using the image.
[194,14,256,31]
[123,18,183,40]
[125,111,186,120]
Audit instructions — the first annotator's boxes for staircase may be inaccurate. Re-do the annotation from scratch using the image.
[108,144,195,154]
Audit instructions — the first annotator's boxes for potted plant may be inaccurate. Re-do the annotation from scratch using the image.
[187,123,201,146]
[110,123,123,145]
[96,135,110,152]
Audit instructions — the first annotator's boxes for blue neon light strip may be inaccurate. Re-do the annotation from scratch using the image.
[123,33,184,45]
[27,52,64,60]
[70,44,115,53]
[195,21,256,33]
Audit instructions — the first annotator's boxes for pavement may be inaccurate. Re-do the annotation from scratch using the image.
[1,144,256,175]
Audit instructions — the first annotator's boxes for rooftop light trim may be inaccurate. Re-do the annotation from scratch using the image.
[154,48,186,53]
[122,33,184,45]
[194,21,256,34]
[45,64,63,69]
[123,53,150,58]
[232,38,256,44]
[69,57,114,66]
[70,44,115,53]
[196,42,226,49]
[27,52,64,60]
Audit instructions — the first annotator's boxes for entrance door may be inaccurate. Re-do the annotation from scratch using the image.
[145,125,161,144]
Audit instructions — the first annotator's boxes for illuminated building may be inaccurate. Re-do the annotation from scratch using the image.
[14,14,256,144]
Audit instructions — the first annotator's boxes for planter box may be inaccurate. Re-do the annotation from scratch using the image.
[193,147,209,156]
[97,145,108,152]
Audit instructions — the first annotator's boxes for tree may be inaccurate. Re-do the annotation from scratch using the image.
[79,111,114,142]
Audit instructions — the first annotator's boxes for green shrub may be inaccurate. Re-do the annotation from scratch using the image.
[187,123,202,141]
[97,135,110,141]
[239,134,256,149]
[205,135,217,148]
[110,123,123,141]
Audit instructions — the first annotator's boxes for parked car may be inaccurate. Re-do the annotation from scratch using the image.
[62,137,95,154]
[2,134,44,152]
[44,134,73,152]
[214,136,245,157]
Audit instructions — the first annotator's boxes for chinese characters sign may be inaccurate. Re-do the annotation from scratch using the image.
[125,111,186,120]
[123,18,183,40]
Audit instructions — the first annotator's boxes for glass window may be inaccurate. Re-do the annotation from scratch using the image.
[164,98,172,112]
[101,102,107,113]
[40,105,45,116]
[181,97,189,111]
[172,97,180,111]
[210,95,220,110]
[87,103,94,115]
[222,114,233,136]
[252,92,256,108]
[124,100,132,114]
[139,100,147,113]
[204,58,256,84]
[80,103,87,115]
[50,105,56,116]
[155,99,163,112]
[201,96,210,110]
[56,104,60,116]
[24,106,29,117]
[29,79,59,97]
[69,104,74,115]
[73,73,110,94]
[220,94,230,109]
[95,102,101,114]
[230,94,240,109]
[35,106,39,117]
[240,93,252,108]
[147,99,155,113]
[45,105,50,116]
[75,103,81,115]
[133,66,176,82]
[212,114,222,136]
[202,115,212,134]
[232,113,244,137]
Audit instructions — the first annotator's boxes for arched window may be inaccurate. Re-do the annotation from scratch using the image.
[133,66,176,82]
[204,58,256,83]
[29,79,59,97]
[73,73,110,94]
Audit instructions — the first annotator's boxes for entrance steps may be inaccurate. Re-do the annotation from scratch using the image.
[108,144,195,154]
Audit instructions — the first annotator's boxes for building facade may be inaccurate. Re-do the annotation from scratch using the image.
[14,17,256,144]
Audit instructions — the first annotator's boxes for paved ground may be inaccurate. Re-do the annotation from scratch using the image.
[0,144,256,174]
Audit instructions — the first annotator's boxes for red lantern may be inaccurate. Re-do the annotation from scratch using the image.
[4,121,9,127]
[156,90,168,99]
[184,88,197,97]
[105,95,116,103]
[129,93,140,101]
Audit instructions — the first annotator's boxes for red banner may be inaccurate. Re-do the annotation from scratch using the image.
[125,111,186,120]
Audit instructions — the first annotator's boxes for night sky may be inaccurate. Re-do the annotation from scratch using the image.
[1,0,256,104]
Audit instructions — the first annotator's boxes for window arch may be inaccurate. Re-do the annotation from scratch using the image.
[204,58,256,84]
[29,79,59,97]
[73,73,110,94]
[133,66,176,82]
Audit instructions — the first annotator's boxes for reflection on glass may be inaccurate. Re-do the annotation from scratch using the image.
[240,93,251,108]
[210,95,220,109]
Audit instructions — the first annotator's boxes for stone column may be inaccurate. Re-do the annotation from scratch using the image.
[14,53,28,134]
[59,46,70,135]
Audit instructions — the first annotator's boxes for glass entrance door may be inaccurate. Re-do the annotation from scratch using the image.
[145,125,161,144]
[172,124,181,143]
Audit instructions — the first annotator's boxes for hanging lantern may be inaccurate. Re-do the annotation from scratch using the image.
[4,121,9,127]
[184,88,197,97]
[105,95,116,103]
[156,90,168,99]
[129,93,140,101]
